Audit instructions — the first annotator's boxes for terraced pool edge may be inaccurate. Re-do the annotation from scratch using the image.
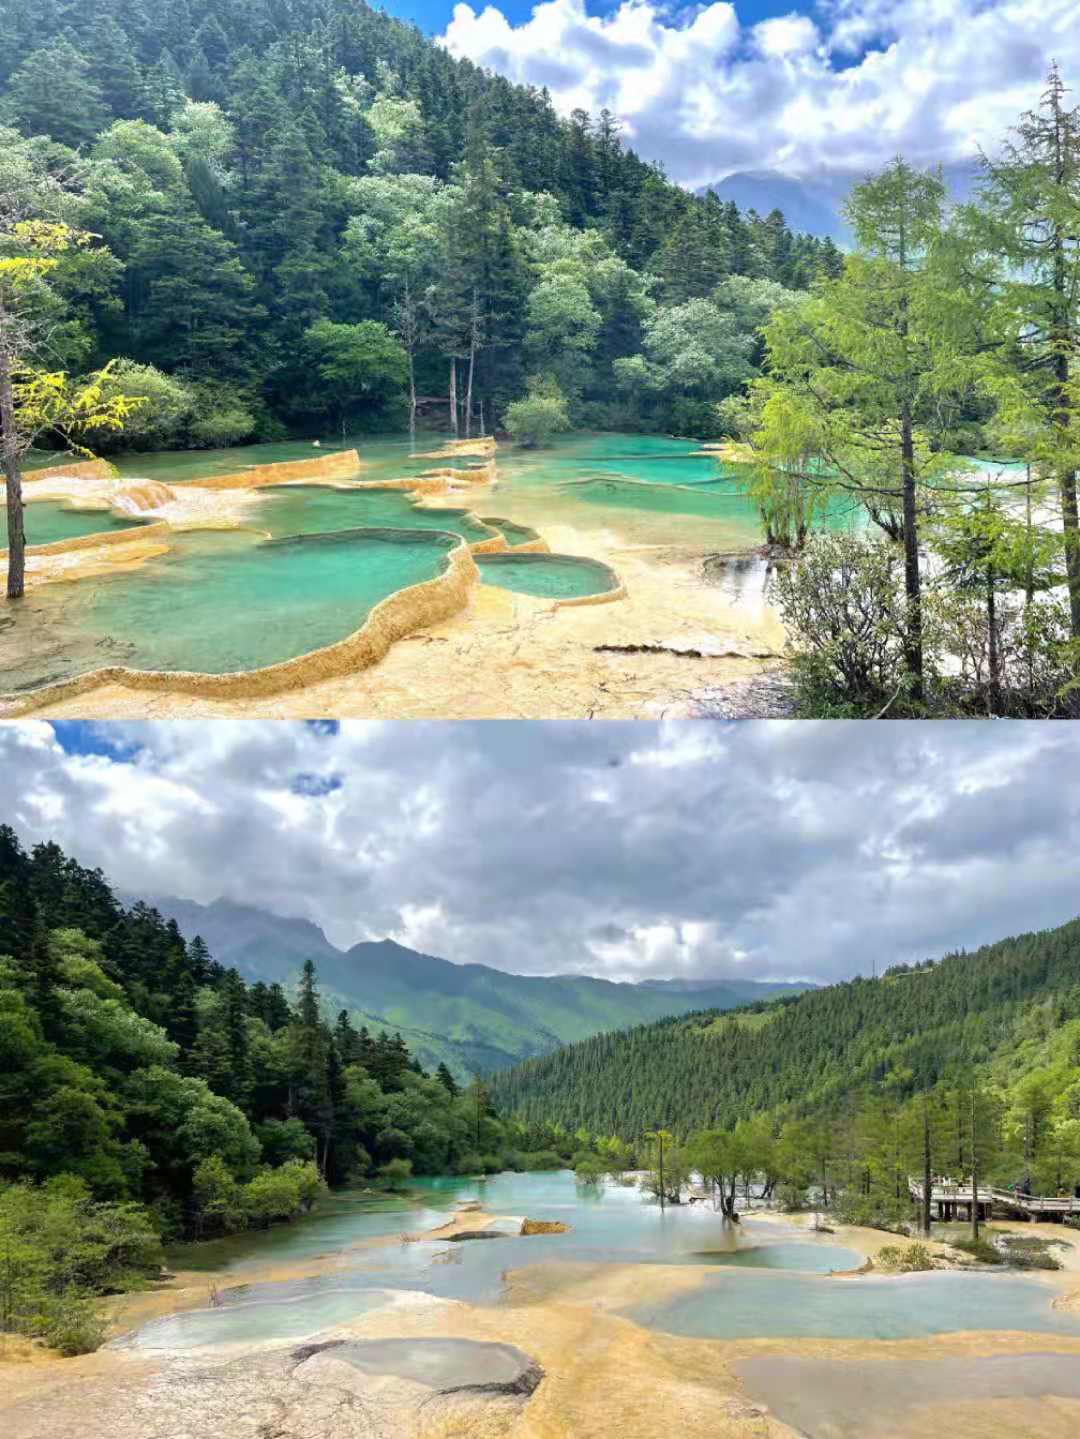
[12,519,172,558]
[2,530,479,712]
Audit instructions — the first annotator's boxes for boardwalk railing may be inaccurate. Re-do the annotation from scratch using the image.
[909,1178,1080,1217]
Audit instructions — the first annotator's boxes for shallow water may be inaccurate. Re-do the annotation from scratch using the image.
[123,1172,1080,1361]
[1,528,457,690]
[6,431,862,692]
[734,1352,1080,1438]
[2,501,145,548]
[631,1267,1080,1340]
[254,485,493,544]
[309,1337,536,1390]
[476,552,619,598]
[121,1287,395,1351]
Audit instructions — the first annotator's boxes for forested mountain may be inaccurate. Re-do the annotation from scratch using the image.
[152,895,811,1077]
[0,826,584,1237]
[0,0,842,448]
[490,917,1080,1140]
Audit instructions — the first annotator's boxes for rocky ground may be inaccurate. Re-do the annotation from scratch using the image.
[5,1206,1080,1439]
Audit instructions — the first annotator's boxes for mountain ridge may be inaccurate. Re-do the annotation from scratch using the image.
[146,895,814,1079]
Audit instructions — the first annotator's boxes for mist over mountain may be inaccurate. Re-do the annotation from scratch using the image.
[151,896,813,1079]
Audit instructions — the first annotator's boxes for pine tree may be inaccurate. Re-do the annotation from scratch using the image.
[4,37,108,149]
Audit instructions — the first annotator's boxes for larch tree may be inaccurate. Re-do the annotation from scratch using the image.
[753,158,980,702]
[972,65,1080,640]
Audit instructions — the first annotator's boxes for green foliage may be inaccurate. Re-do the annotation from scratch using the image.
[772,532,921,715]
[491,916,1080,1154]
[302,319,408,429]
[0,0,835,453]
[503,377,570,448]
[378,1157,413,1189]
[0,825,609,1355]
[877,1242,933,1272]
[0,1177,162,1352]
[952,1237,1004,1265]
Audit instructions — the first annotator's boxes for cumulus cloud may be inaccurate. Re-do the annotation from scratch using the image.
[2,720,1079,987]
[438,0,1077,185]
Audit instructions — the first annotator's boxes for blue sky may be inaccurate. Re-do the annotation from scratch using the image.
[389,0,805,31]
[400,0,1075,187]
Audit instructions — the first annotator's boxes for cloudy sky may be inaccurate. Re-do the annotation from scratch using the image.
[3,719,1078,987]
[396,0,1078,188]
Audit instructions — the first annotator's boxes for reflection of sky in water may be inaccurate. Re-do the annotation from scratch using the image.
[130,1173,1080,1353]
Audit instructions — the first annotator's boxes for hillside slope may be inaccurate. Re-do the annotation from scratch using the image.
[154,896,811,1077]
[489,917,1080,1136]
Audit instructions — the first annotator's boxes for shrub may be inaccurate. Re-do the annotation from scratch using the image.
[517,1150,563,1171]
[951,1236,1003,1265]
[255,1118,316,1167]
[876,1241,933,1273]
[995,1234,1063,1270]
[38,1288,106,1355]
[377,1157,413,1190]
[772,532,917,715]
[503,378,570,448]
[192,1154,243,1236]
[833,1192,910,1233]
[573,1154,607,1185]
[775,1182,809,1212]
[91,361,193,451]
[187,387,256,448]
[0,1179,162,1354]
[241,1159,323,1226]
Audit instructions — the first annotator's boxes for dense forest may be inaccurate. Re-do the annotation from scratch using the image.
[0,826,591,1350]
[491,916,1080,1221]
[0,0,838,451]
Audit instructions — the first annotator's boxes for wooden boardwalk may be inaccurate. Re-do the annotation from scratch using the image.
[909,1178,1080,1220]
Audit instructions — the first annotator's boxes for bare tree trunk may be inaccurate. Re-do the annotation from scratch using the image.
[1025,464,1034,608]
[900,412,923,703]
[970,1085,981,1245]
[1,357,25,601]
[922,1100,933,1236]
[987,564,1001,715]
[449,357,458,439]
[465,287,479,440]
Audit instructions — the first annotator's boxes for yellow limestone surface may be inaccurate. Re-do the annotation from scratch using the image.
[4,1209,1080,1439]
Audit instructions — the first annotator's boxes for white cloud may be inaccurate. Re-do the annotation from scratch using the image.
[438,0,1077,185]
[1,721,1079,988]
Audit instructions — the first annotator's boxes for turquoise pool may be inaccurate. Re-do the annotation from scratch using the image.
[476,552,619,599]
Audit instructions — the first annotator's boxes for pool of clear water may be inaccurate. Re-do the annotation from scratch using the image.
[129,1172,1080,1355]
[1,527,458,691]
[109,432,786,552]
[3,434,1005,692]
[629,1267,1080,1341]
[476,552,619,599]
[123,1287,395,1351]
[2,501,145,549]
[254,485,493,544]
